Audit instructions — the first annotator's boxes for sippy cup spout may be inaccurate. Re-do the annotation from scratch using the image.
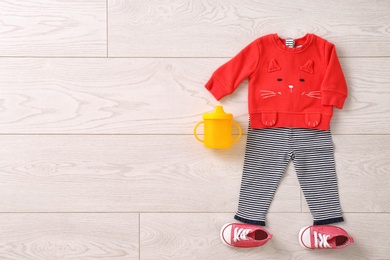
[203,105,232,120]
[214,105,225,114]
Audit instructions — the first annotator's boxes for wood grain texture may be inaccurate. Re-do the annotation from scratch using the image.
[140,213,390,259]
[0,0,106,57]
[0,58,388,134]
[303,135,390,213]
[0,213,138,259]
[0,135,300,213]
[0,135,388,214]
[108,0,390,57]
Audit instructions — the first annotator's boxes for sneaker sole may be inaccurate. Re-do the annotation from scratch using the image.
[220,223,232,247]
[298,226,311,249]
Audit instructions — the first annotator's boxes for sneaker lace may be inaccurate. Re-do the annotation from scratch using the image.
[314,231,331,248]
[233,228,251,242]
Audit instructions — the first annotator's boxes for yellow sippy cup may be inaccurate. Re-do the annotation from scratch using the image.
[194,106,242,149]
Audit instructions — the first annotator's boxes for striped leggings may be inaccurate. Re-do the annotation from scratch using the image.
[234,127,344,226]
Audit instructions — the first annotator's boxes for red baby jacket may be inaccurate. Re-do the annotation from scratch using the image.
[205,33,348,130]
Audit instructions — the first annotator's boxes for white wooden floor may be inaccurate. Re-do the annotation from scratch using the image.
[0,0,389,259]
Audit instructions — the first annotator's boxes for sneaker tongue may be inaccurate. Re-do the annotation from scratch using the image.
[248,229,269,241]
[328,235,348,247]
[326,236,337,247]
[246,230,255,240]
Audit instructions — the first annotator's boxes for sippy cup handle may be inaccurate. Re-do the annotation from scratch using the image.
[232,121,242,143]
[194,121,204,142]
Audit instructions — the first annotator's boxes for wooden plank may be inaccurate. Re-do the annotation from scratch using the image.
[303,135,390,213]
[0,0,106,57]
[140,212,390,259]
[0,58,388,135]
[0,213,139,259]
[108,0,390,57]
[0,135,388,213]
[0,135,299,213]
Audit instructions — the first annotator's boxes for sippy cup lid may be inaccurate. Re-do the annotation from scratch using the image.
[202,106,233,120]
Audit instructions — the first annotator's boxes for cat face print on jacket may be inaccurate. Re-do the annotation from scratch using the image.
[258,58,322,127]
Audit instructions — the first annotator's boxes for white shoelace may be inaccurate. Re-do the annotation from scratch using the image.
[314,231,331,248]
[233,228,251,242]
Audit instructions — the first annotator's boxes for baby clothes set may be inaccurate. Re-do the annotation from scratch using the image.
[205,33,348,226]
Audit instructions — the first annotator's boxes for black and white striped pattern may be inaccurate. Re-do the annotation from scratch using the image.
[234,127,344,226]
[286,37,295,48]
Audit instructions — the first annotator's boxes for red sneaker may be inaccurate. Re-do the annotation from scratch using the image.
[220,223,272,248]
[299,225,354,249]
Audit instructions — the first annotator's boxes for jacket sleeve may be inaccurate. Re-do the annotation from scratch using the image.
[205,40,260,100]
[321,43,348,109]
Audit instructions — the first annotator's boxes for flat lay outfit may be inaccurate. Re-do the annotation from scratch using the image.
[205,33,348,226]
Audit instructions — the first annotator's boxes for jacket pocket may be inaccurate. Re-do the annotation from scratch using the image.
[305,113,321,127]
[262,112,277,127]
